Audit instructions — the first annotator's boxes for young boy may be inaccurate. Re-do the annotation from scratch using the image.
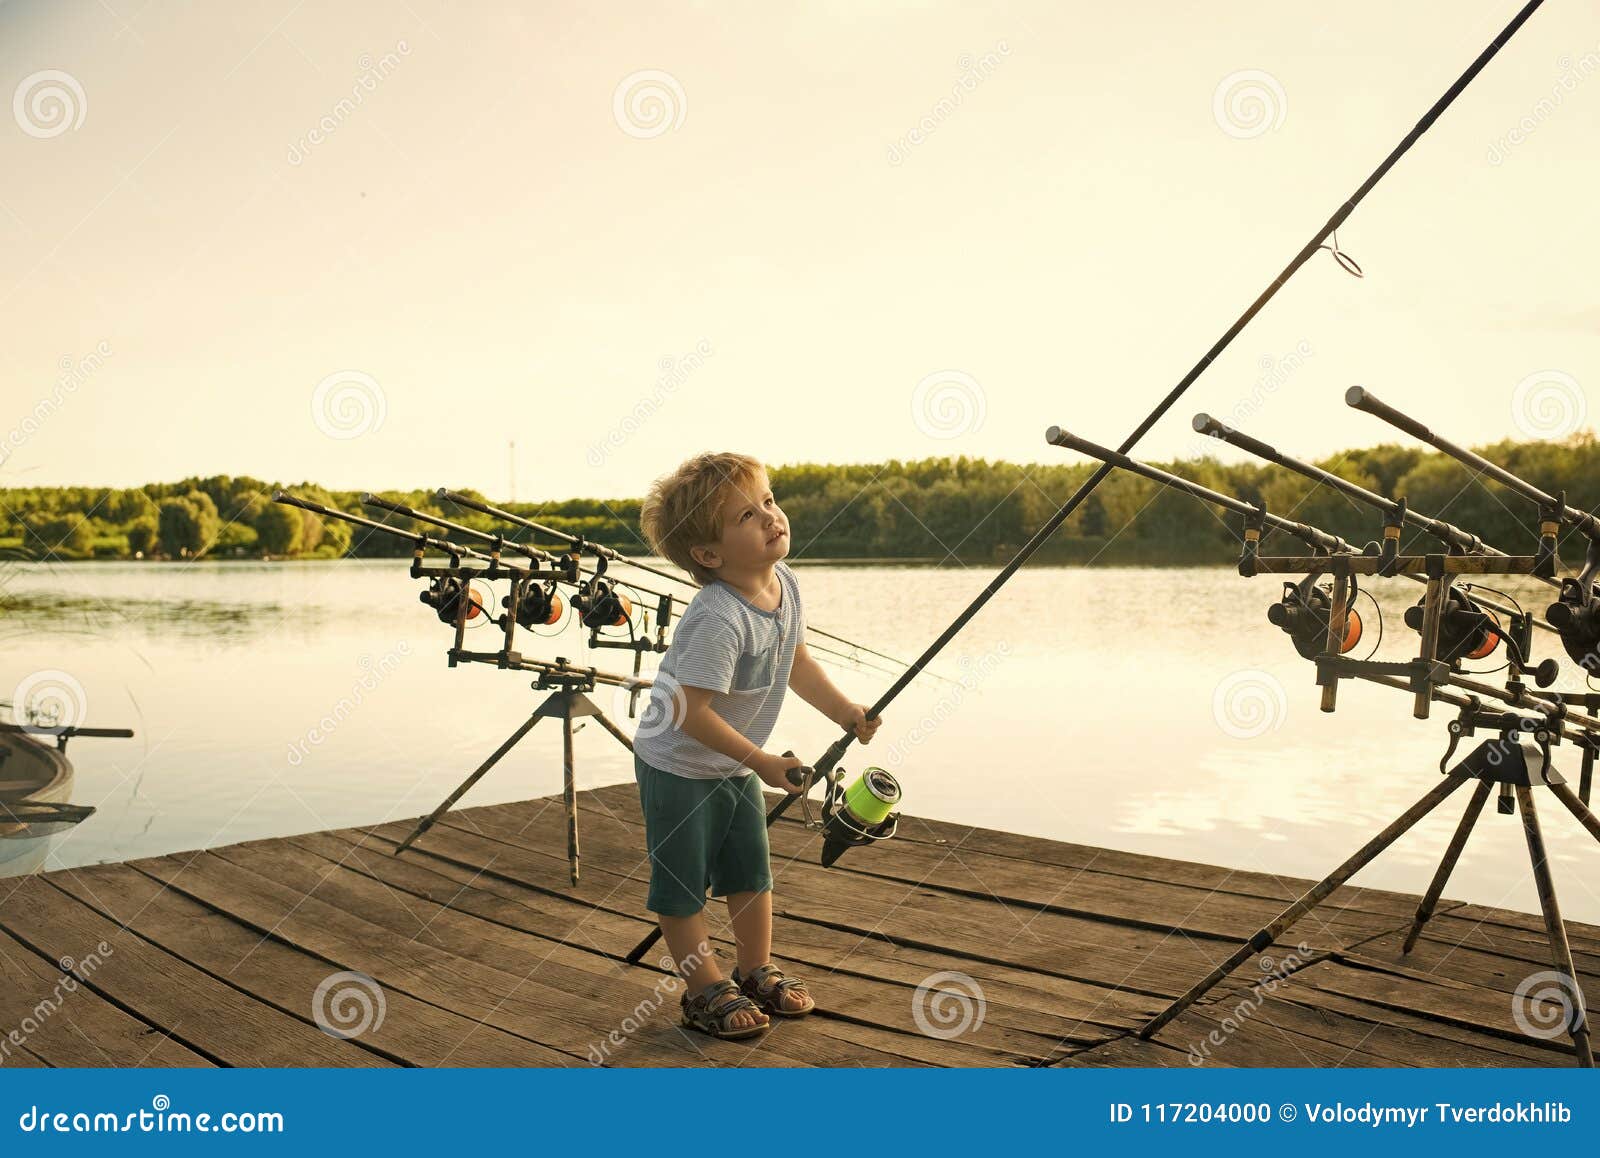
[635,451,881,1039]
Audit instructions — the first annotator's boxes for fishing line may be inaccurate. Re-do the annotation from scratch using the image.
[1354,586,1384,662]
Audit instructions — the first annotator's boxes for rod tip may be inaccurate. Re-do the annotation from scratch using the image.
[358,492,376,503]
[1345,385,1368,407]
[1192,412,1215,434]
[1044,424,1065,445]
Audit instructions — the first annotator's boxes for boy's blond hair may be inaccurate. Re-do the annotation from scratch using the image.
[640,451,766,584]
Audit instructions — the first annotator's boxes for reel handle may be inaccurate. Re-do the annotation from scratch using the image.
[780,749,814,788]
[779,749,842,788]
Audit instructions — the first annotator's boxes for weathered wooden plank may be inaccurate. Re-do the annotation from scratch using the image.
[1059,1034,1211,1068]
[587,781,1435,921]
[0,1047,47,1066]
[572,789,1408,951]
[207,834,944,1068]
[0,876,380,1067]
[1063,967,1565,1069]
[336,825,1156,1056]
[1186,970,1561,1068]
[1282,956,1581,1060]
[408,811,1206,998]
[1349,929,1600,1019]
[1,780,1582,1069]
[291,827,1089,1065]
[1139,1007,1397,1068]
[47,862,569,1068]
[345,820,1158,1037]
[1408,905,1600,965]
[423,798,1344,1000]
[129,849,813,1068]
[0,925,209,1068]
[1242,971,1566,1066]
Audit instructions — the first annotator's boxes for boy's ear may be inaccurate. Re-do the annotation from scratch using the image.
[689,543,721,572]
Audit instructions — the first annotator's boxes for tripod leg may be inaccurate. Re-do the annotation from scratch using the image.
[1402,778,1493,954]
[1140,772,1470,1041]
[564,714,580,886]
[1548,781,1600,846]
[1514,785,1594,1068]
[393,713,544,855]
[590,707,635,753]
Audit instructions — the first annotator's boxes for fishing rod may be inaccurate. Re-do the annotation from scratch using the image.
[275,491,505,570]
[433,487,953,685]
[1347,387,1600,542]
[362,493,899,678]
[1043,425,1542,655]
[1197,408,1570,694]
[1347,386,1600,668]
[1047,426,1354,555]
[1192,413,1496,558]
[278,490,587,669]
[286,491,893,682]
[624,0,1549,963]
[360,491,671,681]
[362,493,561,565]
[1048,423,1383,660]
[1133,401,1600,1063]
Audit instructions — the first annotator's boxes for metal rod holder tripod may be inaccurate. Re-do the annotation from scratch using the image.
[392,664,635,884]
[1139,736,1598,1067]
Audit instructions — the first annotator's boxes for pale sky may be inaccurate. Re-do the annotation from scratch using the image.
[3,0,1596,499]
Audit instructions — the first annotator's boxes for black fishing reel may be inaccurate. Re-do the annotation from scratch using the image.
[571,554,634,632]
[419,576,488,626]
[1403,588,1501,664]
[1267,576,1364,660]
[786,753,901,869]
[577,579,632,630]
[1547,539,1600,673]
[506,579,564,629]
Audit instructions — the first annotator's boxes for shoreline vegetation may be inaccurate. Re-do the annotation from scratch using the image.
[4,439,1597,567]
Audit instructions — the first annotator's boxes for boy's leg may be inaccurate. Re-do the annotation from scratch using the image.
[725,889,772,973]
[637,757,764,1030]
[725,891,809,1012]
[715,775,809,1013]
[657,911,720,991]
[658,913,763,1031]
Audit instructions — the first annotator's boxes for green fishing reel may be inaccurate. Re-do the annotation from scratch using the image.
[787,755,902,868]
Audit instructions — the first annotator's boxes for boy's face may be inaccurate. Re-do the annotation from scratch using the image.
[695,469,789,575]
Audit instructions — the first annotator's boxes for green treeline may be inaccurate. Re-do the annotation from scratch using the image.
[4,436,1598,565]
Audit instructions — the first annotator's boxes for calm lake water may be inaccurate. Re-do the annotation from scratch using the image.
[5,559,1597,923]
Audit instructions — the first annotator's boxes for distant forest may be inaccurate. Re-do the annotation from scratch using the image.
[4,437,1598,566]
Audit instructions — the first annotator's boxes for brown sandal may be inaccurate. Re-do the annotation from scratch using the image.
[680,978,770,1040]
[733,963,815,1017]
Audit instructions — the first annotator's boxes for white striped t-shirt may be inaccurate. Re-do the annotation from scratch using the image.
[633,562,804,779]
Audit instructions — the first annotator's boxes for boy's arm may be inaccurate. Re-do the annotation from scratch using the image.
[788,642,881,743]
[665,614,798,786]
[677,686,802,792]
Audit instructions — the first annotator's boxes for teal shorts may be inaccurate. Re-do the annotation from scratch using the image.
[634,754,772,916]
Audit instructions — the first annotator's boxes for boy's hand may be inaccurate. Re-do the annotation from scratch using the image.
[835,704,881,745]
[753,751,804,794]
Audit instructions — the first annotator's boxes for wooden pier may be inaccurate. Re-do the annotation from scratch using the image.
[0,782,1593,1067]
